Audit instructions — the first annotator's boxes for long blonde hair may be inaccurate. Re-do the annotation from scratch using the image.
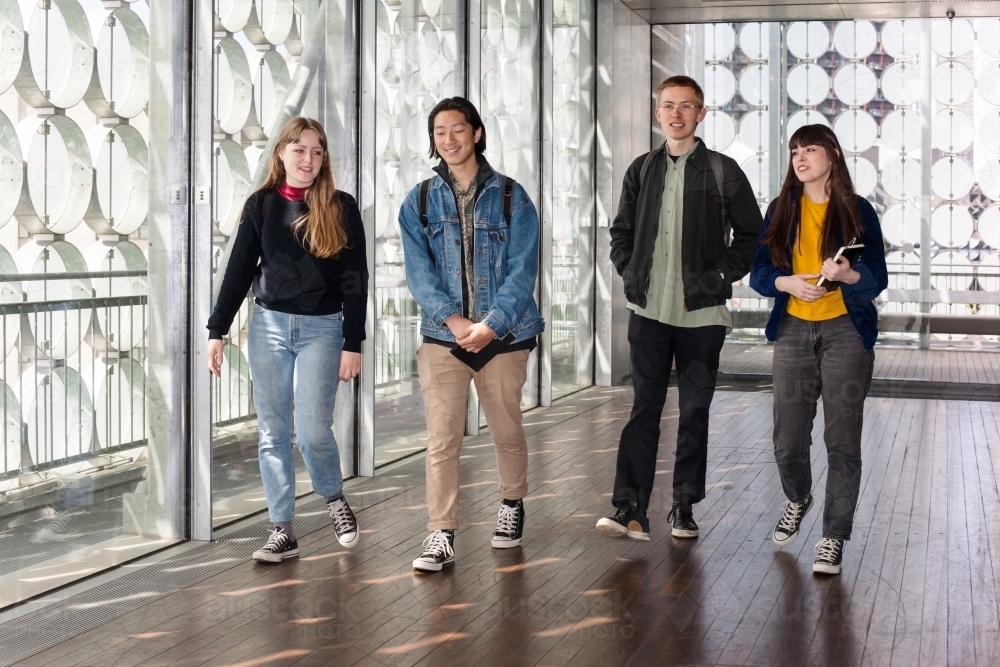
[259,117,347,258]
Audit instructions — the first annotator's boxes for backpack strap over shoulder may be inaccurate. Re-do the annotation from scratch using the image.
[638,150,657,191]
[708,150,728,222]
[502,176,514,226]
[418,178,432,227]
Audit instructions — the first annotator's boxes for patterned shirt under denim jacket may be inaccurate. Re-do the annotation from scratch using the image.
[749,193,889,352]
[397,156,544,345]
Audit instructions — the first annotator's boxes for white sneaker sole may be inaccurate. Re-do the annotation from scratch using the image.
[772,531,798,547]
[253,548,299,563]
[596,518,650,541]
[491,536,521,548]
[337,531,360,549]
[412,557,454,572]
[671,527,698,539]
[813,562,842,575]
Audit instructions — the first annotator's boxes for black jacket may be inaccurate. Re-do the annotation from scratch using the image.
[609,139,763,311]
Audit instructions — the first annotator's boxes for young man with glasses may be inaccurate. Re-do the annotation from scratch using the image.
[398,97,543,572]
[597,76,762,541]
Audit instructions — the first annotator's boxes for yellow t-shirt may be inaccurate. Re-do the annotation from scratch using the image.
[786,195,848,321]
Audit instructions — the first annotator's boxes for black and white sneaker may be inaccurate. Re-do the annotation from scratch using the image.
[412,530,455,572]
[491,499,525,548]
[327,497,360,549]
[596,504,650,541]
[252,527,299,563]
[771,494,813,547]
[813,537,845,575]
[667,503,699,538]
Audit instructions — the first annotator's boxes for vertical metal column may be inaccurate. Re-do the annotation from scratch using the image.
[358,0,376,475]
[466,0,482,436]
[594,0,614,387]
[769,22,784,200]
[189,0,215,542]
[540,1,554,407]
[920,20,933,349]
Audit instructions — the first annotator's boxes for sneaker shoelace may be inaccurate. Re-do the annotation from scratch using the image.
[262,529,289,552]
[814,538,842,562]
[329,500,356,534]
[420,531,454,559]
[776,500,806,534]
[669,505,692,523]
[495,504,519,535]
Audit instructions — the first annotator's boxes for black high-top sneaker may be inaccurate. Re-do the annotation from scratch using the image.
[491,499,525,548]
[667,502,698,538]
[771,494,814,547]
[813,537,845,575]
[252,526,299,563]
[327,496,360,549]
[596,504,650,541]
[412,529,455,572]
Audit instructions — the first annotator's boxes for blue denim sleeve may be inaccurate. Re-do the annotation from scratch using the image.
[841,197,889,303]
[398,188,462,326]
[749,205,787,298]
[482,184,540,339]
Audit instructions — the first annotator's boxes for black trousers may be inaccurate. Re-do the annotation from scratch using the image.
[613,312,727,511]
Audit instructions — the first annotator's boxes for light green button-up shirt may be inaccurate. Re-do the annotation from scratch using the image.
[627,144,732,331]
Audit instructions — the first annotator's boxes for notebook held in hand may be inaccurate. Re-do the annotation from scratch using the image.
[816,239,865,291]
[450,332,517,372]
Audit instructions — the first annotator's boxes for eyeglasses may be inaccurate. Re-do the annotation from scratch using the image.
[658,103,702,114]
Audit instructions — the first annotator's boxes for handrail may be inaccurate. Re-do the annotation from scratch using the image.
[0,270,147,283]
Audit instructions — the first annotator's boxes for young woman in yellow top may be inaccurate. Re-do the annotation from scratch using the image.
[750,124,888,575]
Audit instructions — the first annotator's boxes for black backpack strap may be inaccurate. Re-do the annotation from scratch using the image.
[638,150,657,191]
[418,178,432,227]
[708,150,728,223]
[502,176,514,225]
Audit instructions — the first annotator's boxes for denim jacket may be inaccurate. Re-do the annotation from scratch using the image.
[750,194,888,351]
[398,157,544,344]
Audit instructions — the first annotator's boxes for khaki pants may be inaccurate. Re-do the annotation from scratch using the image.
[417,343,530,531]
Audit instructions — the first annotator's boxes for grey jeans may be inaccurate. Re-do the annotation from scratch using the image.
[772,314,874,540]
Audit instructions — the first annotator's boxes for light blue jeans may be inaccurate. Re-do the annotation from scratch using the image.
[247,305,345,523]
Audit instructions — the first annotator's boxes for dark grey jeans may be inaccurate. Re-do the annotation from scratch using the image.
[772,314,874,540]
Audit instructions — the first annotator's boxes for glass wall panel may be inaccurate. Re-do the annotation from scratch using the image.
[209,0,358,526]
[657,20,1000,350]
[550,0,595,398]
[480,0,540,408]
[373,0,463,467]
[0,0,184,606]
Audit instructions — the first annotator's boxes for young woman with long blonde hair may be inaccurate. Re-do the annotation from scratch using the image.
[207,117,368,562]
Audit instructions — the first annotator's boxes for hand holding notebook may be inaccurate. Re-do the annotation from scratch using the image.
[816,238,865,291]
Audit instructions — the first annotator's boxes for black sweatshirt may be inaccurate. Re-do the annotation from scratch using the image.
[207,188,368,352]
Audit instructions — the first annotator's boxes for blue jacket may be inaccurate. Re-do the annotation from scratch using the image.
[398,157,544,344]
[749,194,889,351]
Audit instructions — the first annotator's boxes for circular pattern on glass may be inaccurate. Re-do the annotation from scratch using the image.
[978,61,1000,106]
[881,20,921,59]
[216,0,253,33]
[92,124,149,235]
[931,18,974,58]
[978,109,1000,154]
[215,37,253,135]
[249,50,291,140]
[23,115,92,235]
[786,22,830,60]
[700,110,735,151]
[978,204,1000,248]
[930,61,974,106]
[17,0,94,108]
[0,245,20,357]
[738,63,768,107]
[846,155,877,197]
[786,109,830,141]
[833,63,877,106]
[0,109,22,228]
[932,109,974,153]
[931,205,974,247]
[786,63,830,106]
[703,65,736,107]
[245,0,294,47]
[834,110,877,153]
[0,0,24,95]
[881,62,922,106]
[22,367,93,465]
[979,157,1000,199]
[214,139,251,236]
[979,19,1000,58]
[882,203,922,246]
[930,157,974,200]
[881,109,921,154]
[881,156,921,200]
[84,240,147,351]
[94,8,150,119]
[704,23,736,61]
[739,109,769,152]
[0,380,18,473]
[741,155,768,199]
[739,22,771,60]
[96,358,146,449]
[833,21,877,60]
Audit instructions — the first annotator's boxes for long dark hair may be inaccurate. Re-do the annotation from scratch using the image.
[761,124,861,270]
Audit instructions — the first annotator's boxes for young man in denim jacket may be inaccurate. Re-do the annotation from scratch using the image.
[398,97,544,572]
[596,76,762,542]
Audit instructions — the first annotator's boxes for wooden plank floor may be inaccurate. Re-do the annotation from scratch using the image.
[721,343,1000,384]
[19,389,1000,667]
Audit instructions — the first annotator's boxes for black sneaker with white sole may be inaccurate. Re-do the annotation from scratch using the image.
[667,503,698,538]
[327,497,360,549]
[252,527,299,563]
[771,494,813,547]
[813,537,845,575]
[596,504,650,541]
[491,499,525,548]
[412,529,455,572]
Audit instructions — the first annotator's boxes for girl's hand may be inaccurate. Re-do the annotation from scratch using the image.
[774,274,826,302]
[207,339,225,377]
[821,257,860,285]
[339,351,361,382]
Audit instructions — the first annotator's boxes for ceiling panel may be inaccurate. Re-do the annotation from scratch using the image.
[622,0,1000,23]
